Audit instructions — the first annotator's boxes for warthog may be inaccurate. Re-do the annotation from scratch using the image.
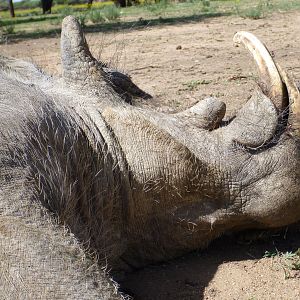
[1,16,300,299]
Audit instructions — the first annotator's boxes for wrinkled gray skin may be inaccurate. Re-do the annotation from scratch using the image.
[1,16,300,299]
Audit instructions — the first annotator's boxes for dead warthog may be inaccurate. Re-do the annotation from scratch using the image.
[1,16,300,299]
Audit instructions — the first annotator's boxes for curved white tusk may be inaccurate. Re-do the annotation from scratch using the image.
[233,31,288,112]
[276,64,300,135]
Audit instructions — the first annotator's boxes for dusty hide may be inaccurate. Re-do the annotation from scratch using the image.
[0,72,126,299]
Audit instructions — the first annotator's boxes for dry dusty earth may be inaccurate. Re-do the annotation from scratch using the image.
[1,10,300,300]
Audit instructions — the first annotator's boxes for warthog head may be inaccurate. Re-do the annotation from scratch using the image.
[1,16,300,278]
[63,17,300,265]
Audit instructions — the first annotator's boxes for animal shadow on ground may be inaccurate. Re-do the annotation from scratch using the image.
[7,12,228,42]
[119,224,300,299]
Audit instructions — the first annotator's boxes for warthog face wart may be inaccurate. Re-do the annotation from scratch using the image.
[1,15,300,299]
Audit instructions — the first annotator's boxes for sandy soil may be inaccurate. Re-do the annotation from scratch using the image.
[1,10,300,299]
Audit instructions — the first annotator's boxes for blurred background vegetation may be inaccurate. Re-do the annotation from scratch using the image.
[0,0,300,41]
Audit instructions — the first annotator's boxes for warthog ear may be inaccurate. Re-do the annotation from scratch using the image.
[61,16,152,103]
[61,15,104,84]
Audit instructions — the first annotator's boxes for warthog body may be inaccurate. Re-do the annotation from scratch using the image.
[1,16,300,299]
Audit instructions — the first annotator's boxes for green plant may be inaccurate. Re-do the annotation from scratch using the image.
[234,0,241,15]
[0,20,15,43]
[183,80,201,91]
[102,5,120,21]
[264,248,300,279]
[263,250,278,258]
[88,9,105,23]
[279,250,300,279]
[235,0,267,20]
[59,6,75,17]
[53,0,68,4]
[145,0,170,15]
[243,3,264,19]
[2,24,15,35]
[201,0,211,13]
[49,17,62,25]
[14,0,40,10]
[202,0,210,7]
[182,79,212,91]
[0,22,4,43]
[76,12,88,27]
[281,250,300,269]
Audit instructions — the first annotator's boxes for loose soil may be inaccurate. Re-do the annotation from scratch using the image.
[1,10,300,300]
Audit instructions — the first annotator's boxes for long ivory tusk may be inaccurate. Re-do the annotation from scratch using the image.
[233,31,288,112]
[276,64,300,135]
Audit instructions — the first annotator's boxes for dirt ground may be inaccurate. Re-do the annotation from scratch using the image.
[1,10,300,299]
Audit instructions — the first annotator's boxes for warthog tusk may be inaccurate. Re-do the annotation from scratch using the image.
[233,31,288,113]
[276,64,300,136]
